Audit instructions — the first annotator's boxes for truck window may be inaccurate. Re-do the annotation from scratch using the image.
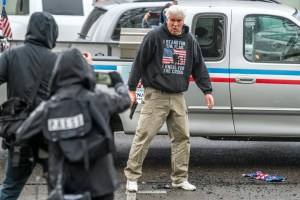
[0,0,29,15]
[193,16,225,60]
[42,0,84,16]
[112,6,163,41]
[295,10,300,22]
[79,8,107,39]
[244,15,300,63]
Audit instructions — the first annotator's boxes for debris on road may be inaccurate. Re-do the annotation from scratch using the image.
[243,171,286,182]
[152,184,172,189]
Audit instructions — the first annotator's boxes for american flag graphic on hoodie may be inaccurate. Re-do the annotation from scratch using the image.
[162,48,186,65]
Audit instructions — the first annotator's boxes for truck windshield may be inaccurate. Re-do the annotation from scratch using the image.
[79,8,107,39]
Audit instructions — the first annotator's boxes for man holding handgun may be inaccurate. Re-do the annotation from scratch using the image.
[124,5,214,192]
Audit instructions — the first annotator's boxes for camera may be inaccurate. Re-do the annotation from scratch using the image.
[95,72,112,85]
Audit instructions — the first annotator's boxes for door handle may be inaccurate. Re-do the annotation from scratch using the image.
[235,75,256,84]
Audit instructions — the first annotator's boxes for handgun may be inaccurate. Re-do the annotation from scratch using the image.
[129,101,138,119]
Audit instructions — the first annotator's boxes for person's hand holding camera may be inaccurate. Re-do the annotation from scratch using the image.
[108,71,124,87]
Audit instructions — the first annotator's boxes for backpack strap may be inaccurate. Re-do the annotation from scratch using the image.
[10,53,54,166]
[27,53,54,109]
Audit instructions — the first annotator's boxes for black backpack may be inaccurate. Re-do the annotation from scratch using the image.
[42,99,113,200]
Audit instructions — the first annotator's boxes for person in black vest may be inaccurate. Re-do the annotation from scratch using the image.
[16,48,131,200]
[0,12,58,200]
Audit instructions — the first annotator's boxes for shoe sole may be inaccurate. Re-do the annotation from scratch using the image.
[126,185,138,192]
[172,185,196,191]
[126,189,138,192]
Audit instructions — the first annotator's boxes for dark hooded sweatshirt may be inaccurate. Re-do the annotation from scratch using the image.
[16,48,131,197]
[0,12,58,107]
[128,23,212,94]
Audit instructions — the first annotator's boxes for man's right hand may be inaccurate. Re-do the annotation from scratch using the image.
[129,91,137,107]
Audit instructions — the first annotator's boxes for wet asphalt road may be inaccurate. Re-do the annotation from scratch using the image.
[1,133,300,200]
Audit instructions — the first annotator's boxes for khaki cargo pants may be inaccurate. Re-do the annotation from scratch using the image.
[124,87,190,184]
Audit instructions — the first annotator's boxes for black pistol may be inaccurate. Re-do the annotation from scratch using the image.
[129,101,138,119]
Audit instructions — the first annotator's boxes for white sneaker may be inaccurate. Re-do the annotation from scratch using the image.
[126,180,138,192]
[172,181,196,191]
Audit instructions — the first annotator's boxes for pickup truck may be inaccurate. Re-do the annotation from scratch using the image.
[0,0,93,41]
[91,0,300,141]
[4,0,300,141]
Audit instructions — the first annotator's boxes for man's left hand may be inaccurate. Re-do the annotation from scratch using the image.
[205,94,214,110]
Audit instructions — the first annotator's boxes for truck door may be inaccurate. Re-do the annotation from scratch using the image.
[187,10,234,136]
[230,11,300,136]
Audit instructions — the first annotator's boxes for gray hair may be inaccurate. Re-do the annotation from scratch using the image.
[165,5,186,20]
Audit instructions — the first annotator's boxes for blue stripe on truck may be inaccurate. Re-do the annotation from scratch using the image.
[93,65,117,70]
[208,68,300,76]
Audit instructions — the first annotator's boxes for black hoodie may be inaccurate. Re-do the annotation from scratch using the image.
[16,48,130,197]
[0,12,58,107]
[128,23,212,94]
[49,47,96,96]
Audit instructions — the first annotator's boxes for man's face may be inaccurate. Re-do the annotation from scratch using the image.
[166,13,184,36]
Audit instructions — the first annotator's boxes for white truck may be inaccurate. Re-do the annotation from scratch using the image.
[5,0,300,141]
[92,0,300,141]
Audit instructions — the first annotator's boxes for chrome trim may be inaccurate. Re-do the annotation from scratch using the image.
[188,106,232,113]
[188,106,300,115]
[233,107,300,115]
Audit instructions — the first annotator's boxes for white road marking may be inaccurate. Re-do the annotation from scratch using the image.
[137,190,167,194]
[126,191,136,200]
